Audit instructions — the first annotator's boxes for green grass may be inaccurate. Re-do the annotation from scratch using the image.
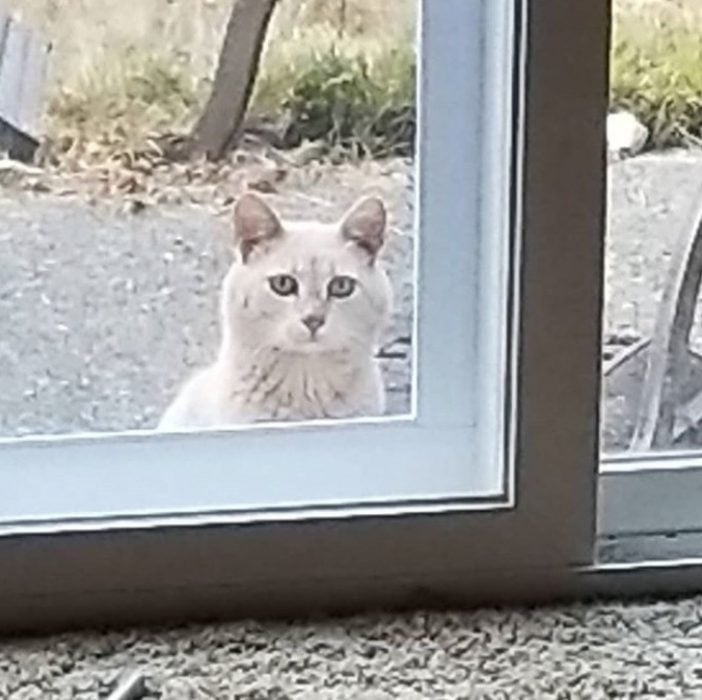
[253,27,415,157]
[611,4,702,149]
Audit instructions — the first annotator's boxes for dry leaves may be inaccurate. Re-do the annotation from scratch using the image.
[0,135,308,215]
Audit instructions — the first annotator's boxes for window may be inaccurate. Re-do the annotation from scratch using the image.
[598,1,702,564]
[5,1,698,634]
[0,0,515,530]
[0,0,538,629]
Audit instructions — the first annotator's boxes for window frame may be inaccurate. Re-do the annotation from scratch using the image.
[0,0,510,529]
[600,453,702,536]
[6,0,700,636]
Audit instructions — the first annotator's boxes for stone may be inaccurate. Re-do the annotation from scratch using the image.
[607,111,649,157]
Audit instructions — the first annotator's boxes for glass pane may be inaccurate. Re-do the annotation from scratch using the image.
[1,0,417,438]
[603,0,702,456]
[600,0,702,562]
[0,0,518,526]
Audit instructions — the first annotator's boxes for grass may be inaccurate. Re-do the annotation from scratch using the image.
[5,0,415,166]
[254,27,415,157]
[4,0,416,166]
[44,48,200,167]
[7,0,702,166]
[611,0,702,149]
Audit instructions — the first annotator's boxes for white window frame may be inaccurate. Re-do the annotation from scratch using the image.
[5,0,702,635]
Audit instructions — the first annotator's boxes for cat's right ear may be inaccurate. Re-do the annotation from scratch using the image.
[233,193,283,262]
[340,196,387,263]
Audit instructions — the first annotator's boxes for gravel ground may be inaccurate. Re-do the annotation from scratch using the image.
[603,149,702,450]
[604,149,702,342]
[0,161,414,437]
[4,597,702,698]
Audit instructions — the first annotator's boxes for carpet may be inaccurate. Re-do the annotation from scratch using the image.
[2,597,702,698]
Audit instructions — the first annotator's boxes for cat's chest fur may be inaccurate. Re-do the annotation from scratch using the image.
[158,349,383,429]
[219,349,379,421]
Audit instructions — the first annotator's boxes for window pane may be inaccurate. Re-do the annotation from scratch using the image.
[599,0,702,562]
[603,0,702,456]
[0,0,518,526]
[1,0,417,438]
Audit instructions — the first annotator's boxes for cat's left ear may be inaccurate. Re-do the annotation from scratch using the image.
[233,192,283,263]
[340,196,387,263]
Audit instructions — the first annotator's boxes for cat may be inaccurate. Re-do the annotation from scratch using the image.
[158,192,393,430]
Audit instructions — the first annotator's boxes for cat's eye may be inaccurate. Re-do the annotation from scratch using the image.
[327,275,357,299]
[268,274,299,296]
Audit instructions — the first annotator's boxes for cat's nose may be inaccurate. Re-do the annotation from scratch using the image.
[302,314,326,336]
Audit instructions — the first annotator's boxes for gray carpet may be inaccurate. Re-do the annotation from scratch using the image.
[3,597,702,698]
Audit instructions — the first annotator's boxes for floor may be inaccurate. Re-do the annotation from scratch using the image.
[3,596,702,698]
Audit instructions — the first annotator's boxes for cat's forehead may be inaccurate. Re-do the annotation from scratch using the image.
[283,220,339,246]
[265,221,357,269]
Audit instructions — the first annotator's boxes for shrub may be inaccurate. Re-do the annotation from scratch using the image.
[257,42,415,157]
[611,4,702,148]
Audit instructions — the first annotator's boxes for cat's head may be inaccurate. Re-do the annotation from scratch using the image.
[222,192,392,357]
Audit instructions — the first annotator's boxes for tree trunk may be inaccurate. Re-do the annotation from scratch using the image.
[188,0,278,161]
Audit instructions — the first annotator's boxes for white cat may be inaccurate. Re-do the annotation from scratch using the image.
[158,192,393,430]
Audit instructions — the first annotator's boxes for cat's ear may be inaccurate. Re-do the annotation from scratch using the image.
[233,193,283,262]
[340,196,387,262]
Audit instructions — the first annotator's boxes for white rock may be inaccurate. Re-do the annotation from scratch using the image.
[607,111,649,156]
